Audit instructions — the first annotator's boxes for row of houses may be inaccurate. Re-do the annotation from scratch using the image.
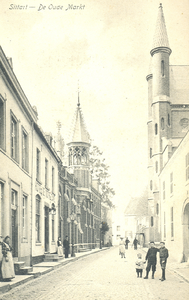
[0,46,111,272]
[124,4,189,262]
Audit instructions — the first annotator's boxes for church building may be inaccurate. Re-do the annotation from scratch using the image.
[147,4,189,261]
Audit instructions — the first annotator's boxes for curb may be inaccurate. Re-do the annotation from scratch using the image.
[0,247,110,295]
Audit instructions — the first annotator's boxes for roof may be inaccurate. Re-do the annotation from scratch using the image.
[69,98,90,144]
[151,4,170,50]
[124,189,148,216]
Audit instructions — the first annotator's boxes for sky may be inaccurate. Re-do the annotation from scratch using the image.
[1,0,189,216]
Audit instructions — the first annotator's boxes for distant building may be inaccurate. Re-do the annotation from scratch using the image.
[124,189,148,246]
[146,5,189,261]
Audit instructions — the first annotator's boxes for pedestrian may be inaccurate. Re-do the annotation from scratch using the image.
[133,237,139,250]
[57,237,63,257]
[159,241,169,281]
[144,241,159,279]
[1,236,15,281]
[125,237,130,249]
[63,236,69,258]
[119,237,125,258]
[135,253,146,278]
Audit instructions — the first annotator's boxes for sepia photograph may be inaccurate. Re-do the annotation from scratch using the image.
[0,0,189,299]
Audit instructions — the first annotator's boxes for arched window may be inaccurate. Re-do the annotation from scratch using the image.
[155,123,158,135]
[168,114,170,126]
[151,216,154,227]
[161,60,164,76]
[156,203,159,215]
[161,117,164,130]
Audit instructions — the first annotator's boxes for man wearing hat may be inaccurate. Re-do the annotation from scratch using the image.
[63,236,69,258]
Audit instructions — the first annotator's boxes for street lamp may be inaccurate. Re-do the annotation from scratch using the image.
[99,223,102,249]
[70,211,76,257]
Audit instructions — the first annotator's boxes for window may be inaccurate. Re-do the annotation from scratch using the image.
[11,189,17,207]
[161,117,164,130]
[156,203,159,215]
[168,114,170,126]
[22,128,28,171]
[22,195,27,238]
[52,166,54,193]
[155,123,158,135]
[155,161,158,173]
[171,207,174,239]
[36,195,41,242]
[0,95,5,149]
[151,216,154,227]
[161,60,164,76]
[36,148,41,181]
[164,212,166,239]
[45,159,48,188]
[163,181,165,200]
[170,172,173,194]
[52,214,55,242]
[186,153,189,181]
[11,114,18,161]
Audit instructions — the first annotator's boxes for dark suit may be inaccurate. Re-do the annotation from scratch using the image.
[63,239,69,258]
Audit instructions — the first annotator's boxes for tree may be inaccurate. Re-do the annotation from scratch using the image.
[90,145,115,208]
[101,221,109,235]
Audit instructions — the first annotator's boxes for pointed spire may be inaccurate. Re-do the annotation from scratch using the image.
[69,93,90,144]
[151,4,171,52]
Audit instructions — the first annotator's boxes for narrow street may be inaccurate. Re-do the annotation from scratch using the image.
[0,247,188,300]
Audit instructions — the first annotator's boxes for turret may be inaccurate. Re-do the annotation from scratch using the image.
[151,3,171,98]
[67,95,91,189]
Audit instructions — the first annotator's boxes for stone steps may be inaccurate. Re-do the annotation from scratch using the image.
[14,262,33,275]
[44,253,64,262]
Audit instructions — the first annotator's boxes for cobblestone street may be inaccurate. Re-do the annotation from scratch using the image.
[0,247,188,300]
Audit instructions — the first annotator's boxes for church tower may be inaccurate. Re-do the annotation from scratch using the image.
[67,96,91,190]
[147,4,172,242]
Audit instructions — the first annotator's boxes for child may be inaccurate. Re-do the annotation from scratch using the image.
[135,253,146,278]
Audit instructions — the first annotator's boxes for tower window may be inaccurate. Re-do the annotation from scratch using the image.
[161,118,164,130]
[156,203,159,215]
[168,114,170,126]
[151,216,154,227]
[155,123,158,135]
[161,60,164,77]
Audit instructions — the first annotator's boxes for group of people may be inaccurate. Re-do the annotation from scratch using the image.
[119,236,140,258]
[135,241,169,281]
[57,236,70,258]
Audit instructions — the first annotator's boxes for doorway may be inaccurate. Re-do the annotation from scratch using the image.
[44,206,49,252]
[183,203,189,262]
[11,208,18,257]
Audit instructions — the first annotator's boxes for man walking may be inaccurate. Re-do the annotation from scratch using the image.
[159,242,169,281]
[144,241,159,279]
[63,236,69,258]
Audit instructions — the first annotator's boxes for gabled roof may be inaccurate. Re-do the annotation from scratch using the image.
[152,4,170,50]
[124,189,148,216]
[69,99,90,144]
